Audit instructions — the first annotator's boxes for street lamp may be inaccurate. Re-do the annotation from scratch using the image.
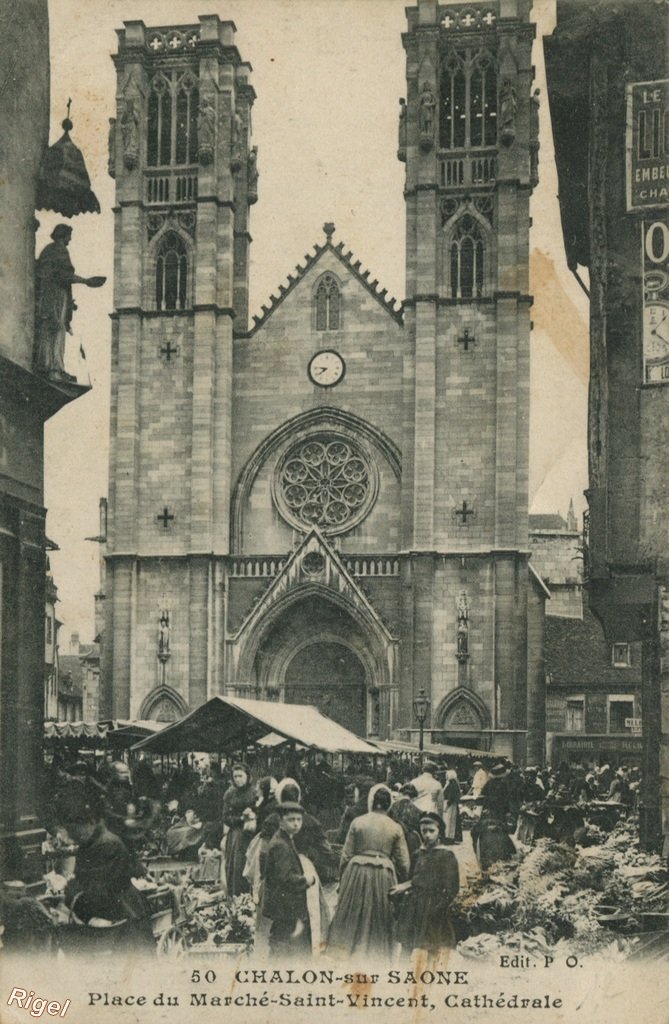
[412,687,431,769]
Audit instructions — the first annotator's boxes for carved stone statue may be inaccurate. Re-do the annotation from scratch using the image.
[231,110,245,170]
[198,96,216,165]
[158,609,170,661]
[120,99,140,170]
[530,88,541,183]
[107,117,117,179]
[398,97,407,162]
[499,79,517,146]
[248,146,259,188]
[419,82,437,138]
[34,224,106,381]
[456,591,469,661]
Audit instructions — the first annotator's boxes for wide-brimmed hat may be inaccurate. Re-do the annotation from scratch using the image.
[490,763,508,776]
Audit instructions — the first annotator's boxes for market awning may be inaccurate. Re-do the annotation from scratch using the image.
[376,739,497,760]
[43,719,166,742]
[131,696,382,756]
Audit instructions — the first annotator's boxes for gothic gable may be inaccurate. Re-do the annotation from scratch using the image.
[231,527,395,652]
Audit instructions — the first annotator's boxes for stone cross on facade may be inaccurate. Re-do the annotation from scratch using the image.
[157,506,175,528]
[455,500,475,524]
[457,328,475,351]
[160,340,180,362]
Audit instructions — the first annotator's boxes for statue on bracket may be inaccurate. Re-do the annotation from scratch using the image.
[456,590,470,663]
[120,98,140,170]
[34,224,106,382]
[418,82,437,151]
[158,609,171,662]
[530,88,540,184]
[499,80,517,146]
[248,146,259,203]
[231,109,245,171]
[198,95,216,165]
[107,117,117,179]
[397,97,407,162]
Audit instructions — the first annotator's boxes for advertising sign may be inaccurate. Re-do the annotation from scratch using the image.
[627,79,669,210]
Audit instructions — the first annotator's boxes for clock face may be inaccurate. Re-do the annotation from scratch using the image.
[644,301,669,359]
[308,349,345,387]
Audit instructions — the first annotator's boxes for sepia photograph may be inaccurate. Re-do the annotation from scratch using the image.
[0,0,667,1021]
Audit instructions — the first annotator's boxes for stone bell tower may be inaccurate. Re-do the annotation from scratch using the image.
[399,0,543,761]
[102,17,257,720]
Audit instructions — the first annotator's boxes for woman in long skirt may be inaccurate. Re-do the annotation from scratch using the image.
[222,763,255,896]
[327,784,410,961]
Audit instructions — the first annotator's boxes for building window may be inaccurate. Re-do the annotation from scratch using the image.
[315,274,340,331]
[147,70,199,168]
[565,697,585,732]
[45,614,52,646]
[450,214,485,298]
[275,433,376,535]
[440,49,497,151]
[608,696,636,733]
[156,231,188,311]
[612,643,631,668]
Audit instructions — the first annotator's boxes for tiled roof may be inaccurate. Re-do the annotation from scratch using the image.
[245,223,403,335]
[545,609,641,687]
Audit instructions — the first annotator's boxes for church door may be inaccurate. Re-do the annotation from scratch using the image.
[283,642,367,736]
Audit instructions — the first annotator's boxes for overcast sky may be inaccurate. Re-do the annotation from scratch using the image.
[43,0,589,643]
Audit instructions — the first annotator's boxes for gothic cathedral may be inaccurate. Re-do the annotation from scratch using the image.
[104,2,546,762]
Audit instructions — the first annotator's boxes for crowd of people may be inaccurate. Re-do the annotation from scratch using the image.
[32,749,642,961]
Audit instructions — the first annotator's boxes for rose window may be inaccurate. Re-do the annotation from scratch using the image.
[275,435,376,535]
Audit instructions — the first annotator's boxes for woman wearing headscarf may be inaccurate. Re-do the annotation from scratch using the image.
[443,769,463,844]
[222,763,255,896]
[397,811,460,959]
[327,784,410,961]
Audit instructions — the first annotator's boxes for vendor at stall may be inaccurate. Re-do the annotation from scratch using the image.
[54,780,153,947]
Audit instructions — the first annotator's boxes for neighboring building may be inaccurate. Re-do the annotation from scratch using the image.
[531,510,643,766]
[0,1,97,881]
[103,3,546,761]
[60,632,100,723]
[529,505,581,618]
[44,540,62,720]
[544,0,669,849]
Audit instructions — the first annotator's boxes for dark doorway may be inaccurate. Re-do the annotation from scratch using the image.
[284,642,367,736]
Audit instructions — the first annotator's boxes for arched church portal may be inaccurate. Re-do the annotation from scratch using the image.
[250,594,384,737]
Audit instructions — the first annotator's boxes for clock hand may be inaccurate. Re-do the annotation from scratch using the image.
[314,366,327,375]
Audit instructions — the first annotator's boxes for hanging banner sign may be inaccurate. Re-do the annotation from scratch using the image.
[642,218,669,385]
[627,80,669,211]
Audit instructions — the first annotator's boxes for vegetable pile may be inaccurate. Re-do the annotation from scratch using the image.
[452,820,668,961]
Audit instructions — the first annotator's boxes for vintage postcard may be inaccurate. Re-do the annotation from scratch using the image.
[0,0,667,1021]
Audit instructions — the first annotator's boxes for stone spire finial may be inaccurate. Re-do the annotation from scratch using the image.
[323,222,335,240]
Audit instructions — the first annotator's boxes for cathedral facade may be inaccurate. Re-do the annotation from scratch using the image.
[103,1,546,762]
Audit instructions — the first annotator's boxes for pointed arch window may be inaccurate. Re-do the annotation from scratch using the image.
[315,274,341,331]
[156,231,188,311]
[148,70,199,167]
[450,214,485,298]
[440,49,497,150]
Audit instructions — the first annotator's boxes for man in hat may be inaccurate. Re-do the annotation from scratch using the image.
[262,802,316,958]
[480,763,512,822]
[34,223,104,380]
[411,761,444,815]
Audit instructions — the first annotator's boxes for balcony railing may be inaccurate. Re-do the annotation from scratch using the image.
[145,167,198,205]
[228,554,401,579]
[439,150,497,189]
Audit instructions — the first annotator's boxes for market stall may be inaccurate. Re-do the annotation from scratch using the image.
[131,695,382,757]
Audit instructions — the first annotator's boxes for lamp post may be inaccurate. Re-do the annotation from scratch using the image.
[413,687,431,770]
